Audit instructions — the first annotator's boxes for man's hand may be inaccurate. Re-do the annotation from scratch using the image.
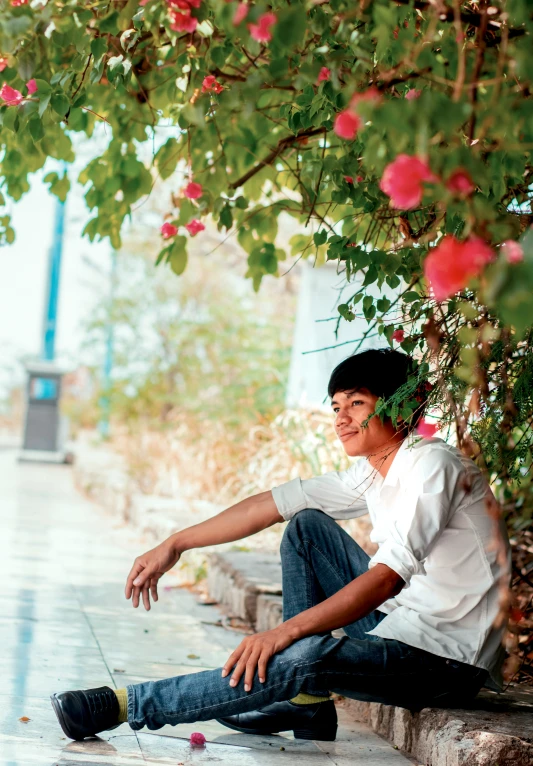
[125,537,181,610]
[221,626,295,691]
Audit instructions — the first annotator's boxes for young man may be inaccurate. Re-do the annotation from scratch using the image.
[51,348,510,743]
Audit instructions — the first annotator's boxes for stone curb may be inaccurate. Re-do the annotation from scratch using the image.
[205,550,533,766]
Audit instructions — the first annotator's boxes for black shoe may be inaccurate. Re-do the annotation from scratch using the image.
[50,685,121,741]
[216,699,337,741]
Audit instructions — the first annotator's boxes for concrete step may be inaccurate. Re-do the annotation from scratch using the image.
[206,550,533,766]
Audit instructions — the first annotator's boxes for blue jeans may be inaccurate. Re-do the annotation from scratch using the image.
[127,509,487,731]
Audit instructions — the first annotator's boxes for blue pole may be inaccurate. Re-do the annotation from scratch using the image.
[98,250,116,439]
[42,194,66,362]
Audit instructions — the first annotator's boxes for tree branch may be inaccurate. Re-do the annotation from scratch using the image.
[229,127,326,190]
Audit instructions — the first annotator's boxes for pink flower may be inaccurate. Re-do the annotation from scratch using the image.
[380,154,437,209]
[183,181,203,199]
[11,0,29,5]
[201,75,223,94]
[0,57,8,73]
[248,12,277,43]
[334,110,362,140]
[446,169,475,196]
[405,88,421,101]
[391,329,405,343]
[161,222,178,239]
[417,418,439,437]
[26,78,37,95]
[233,2,249,25]
[190,732,206,747]
[169,10,198,33]
[423,235,494,301]
[334,88,381,141]
[185,219,205,236]
[317,67,330,83]
[502,240,524,264]
[168,0,200,8]
[344,176,354,184]
[139,0,151,5]
[0,83,23,106]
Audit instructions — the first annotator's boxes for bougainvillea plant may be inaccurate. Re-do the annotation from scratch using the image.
[1,0,533,566]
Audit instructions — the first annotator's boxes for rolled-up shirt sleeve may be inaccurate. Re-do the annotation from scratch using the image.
[271,462,370,522]
[368,452,461,585]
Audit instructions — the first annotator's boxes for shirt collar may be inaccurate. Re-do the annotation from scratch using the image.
[366,434,437,489]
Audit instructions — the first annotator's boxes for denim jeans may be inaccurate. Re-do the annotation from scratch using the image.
[127,509,487,731]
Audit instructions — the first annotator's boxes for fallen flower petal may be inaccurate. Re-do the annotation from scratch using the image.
[380,154,437,209]
[183,181,203,199]
[185,219,205,236]
[190,732,206,746]
[0,83,24,106]
[161,222,178,239]
[501,240,524,264]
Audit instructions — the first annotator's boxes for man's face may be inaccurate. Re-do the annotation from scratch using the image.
[331,388,399,458]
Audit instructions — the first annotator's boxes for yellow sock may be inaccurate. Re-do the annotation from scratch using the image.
[115,688,128,723]
[290,693,330,705]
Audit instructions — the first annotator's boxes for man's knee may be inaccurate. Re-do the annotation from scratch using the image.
[281,508,334,551]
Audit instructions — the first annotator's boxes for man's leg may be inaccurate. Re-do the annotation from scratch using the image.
[281,509,386,639]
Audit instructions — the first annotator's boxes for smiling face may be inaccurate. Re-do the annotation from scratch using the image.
[331,387,403,458]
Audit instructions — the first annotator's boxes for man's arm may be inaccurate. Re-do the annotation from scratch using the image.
[125,490,282,609]
[222,564,404,691]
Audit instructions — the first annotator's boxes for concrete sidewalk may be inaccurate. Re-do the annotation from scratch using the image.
[0,449,413,766]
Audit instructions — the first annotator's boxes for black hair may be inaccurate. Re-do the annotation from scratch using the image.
[327,348,429,431]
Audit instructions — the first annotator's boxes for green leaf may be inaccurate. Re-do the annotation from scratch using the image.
[313,229,327,246]
[51,93,70,117]
[168,236,188,275]
[28,115,44,142]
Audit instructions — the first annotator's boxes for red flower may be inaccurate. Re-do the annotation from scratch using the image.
[201,75,223,94]
[0,83,23,106]
[423,235,494,301]
[167,0,200,7]
[344,176,354,184]
[233,2,249,25]
[446,169,475,196]
[0,57,8,73]
[392,329,405,343]
[334,110,362,140]
[334,88,381,141]
[405,88,421,101]
[502,240,524,264]
[169,10,198,33]
[185,219,205,236]
[26,78,37,95]
[183,181,203,199]
[380,154,437,209]
[190,732,206,747]
[317,67,331,83]
[248,12,276,43]
[11,0,29,5]
[161,222,178,239]
[356,175,364,182]
[417,419,439,437]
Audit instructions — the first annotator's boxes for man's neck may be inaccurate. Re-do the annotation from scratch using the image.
[366,436,406,478]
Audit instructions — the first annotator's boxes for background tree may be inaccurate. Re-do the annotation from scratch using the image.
[1,0,532,677]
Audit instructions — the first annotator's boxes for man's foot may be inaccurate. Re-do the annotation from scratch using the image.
[50,686,121,741]
[216,699,337,741]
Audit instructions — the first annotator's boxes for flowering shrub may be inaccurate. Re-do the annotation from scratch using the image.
[1,0,533,534]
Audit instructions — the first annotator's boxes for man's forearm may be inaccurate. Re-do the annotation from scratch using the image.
[282,565,404,641]
[171,490,283,553]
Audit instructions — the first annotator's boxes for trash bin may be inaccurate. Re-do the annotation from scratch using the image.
[20,361,69,462]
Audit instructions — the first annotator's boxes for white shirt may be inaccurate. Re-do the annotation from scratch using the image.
[271,436,511,690]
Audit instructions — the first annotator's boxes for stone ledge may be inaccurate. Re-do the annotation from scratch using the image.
[205,550,533,766]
